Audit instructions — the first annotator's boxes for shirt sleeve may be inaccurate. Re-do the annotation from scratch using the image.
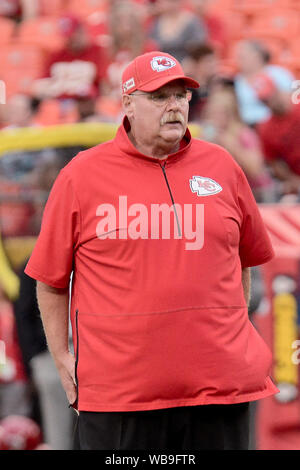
[25,168,81,288]
[237,167,274,268]
[258,123,277,162]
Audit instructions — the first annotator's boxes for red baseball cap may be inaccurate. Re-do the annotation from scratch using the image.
[251,73,277,101]
[122,51,200,94]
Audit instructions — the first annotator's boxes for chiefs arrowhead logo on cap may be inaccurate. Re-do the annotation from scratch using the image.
[122,51,200,95]
[189,176,223,197]
[151,56,177,73]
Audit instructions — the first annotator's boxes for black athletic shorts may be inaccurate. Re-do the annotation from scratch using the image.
[77,402,249,450]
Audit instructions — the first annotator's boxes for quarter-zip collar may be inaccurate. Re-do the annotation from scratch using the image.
[114,116,192,165]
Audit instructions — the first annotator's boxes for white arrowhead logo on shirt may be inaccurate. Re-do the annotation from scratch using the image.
[189,176,223,197]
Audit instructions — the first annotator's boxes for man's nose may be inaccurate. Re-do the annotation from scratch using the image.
[165,94,180,109]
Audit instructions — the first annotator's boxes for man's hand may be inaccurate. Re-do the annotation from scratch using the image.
[55,351,77,405]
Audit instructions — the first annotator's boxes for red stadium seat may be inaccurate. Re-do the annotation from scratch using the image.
[287,0,300,10]
[0,17,16,45]
[247,9,300,40]
[276,38,300,69]
[232,0,294,15]
[209,0,235,11]
[221,10,249,40]
[33,99,79,126]
[0,44,45,97]
[96,96,122,120]
[67,0,108,20]
[39,0,66,17]
[16,17,65,53]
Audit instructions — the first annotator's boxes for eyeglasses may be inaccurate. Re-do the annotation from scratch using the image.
[130,90,192,106]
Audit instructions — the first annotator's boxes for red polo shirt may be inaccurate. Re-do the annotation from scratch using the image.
[258,104,300,176]
[25,118,278,411]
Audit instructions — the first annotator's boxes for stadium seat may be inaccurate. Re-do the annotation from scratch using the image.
[221,10,249,40]
[33,99,78,126]
[96,96,122,121]
[39,0,66,17]
[232,0,294,15]
[287,0,300,9]
[0,44,45,97]
[247,9,300,41]
[67,0,109,20]
[209,0,235,11]
[0,18,16,45]
[32,99,62,126]
[16,17,65,53]
[276,38,300,68]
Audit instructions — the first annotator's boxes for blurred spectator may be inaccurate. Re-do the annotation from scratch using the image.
[0,0,37,22]
[149,0,207,62]
[13,156,75,450]
[182,42,220,122]
[2,94,37,129]
[14,265,75,450]
[0,0,21,19]
[33,14,106,102]
[189,0,228,56]
[234,39,294,127]
[253,74,300,198]
[201,86,274,202]
[0,283,31,420]
[99,0,157,121]
[76,94,104,123]
[0,415,42,450]
[0,233,20,303]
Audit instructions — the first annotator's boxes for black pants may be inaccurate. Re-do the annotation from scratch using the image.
[77,403,249,450]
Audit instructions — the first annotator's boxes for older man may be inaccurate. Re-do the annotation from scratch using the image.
[25,51,278,450]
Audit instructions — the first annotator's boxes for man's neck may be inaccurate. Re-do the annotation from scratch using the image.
[127,130,181,160]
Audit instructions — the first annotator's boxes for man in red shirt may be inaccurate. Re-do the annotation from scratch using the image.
[34,14,106,100]
[189,0,228,57]
[254,73,300,197]
[25,51,277,450]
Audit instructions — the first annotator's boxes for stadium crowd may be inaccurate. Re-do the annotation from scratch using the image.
[0,0,299,450]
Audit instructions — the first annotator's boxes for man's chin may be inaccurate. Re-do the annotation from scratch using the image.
[160,125,185,143]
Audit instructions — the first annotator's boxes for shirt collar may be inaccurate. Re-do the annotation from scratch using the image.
[114,116,192,164]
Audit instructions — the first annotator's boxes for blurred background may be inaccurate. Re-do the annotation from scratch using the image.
[0,0,300,451]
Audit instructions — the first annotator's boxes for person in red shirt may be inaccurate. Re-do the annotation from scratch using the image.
[34,14,106,101]
[98,0,158,121]
[189,0,228,57]
[25,51,278,450]
[253,73,300,197]
[0,284,30,420]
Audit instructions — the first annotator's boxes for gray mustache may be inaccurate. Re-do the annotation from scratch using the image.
[161,112,185,126]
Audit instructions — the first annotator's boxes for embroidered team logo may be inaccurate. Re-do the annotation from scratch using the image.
[189,176,223,197]
[123,77,136,93]
[151,56,176,72]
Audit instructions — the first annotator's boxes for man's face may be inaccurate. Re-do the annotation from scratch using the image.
[195,53,218,84]
[67,26,89,51]
[123,81,190,150]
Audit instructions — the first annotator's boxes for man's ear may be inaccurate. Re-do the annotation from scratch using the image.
[122,94,134,119]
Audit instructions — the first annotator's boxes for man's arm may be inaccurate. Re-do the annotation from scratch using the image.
[36,280,77,405]
[268,159,300,194]
[242,267,251,307]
